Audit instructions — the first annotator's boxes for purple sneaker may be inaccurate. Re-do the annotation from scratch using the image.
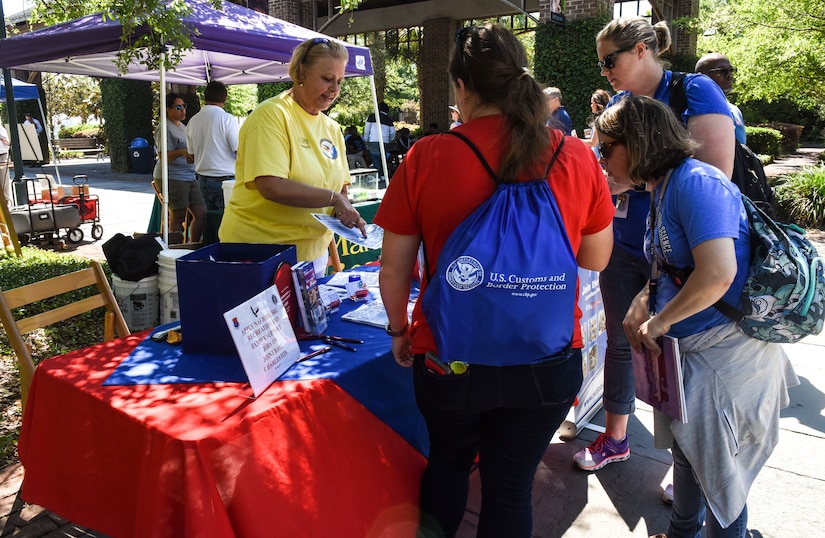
[573,433,630,471]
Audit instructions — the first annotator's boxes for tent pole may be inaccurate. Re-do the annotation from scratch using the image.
[368,75,388,182]
[160,54,169,246]
[37,99,61,184]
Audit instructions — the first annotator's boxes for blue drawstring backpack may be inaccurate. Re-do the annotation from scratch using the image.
[421,132,577,366]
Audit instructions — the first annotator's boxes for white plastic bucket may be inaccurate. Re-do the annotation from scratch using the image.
[112,274,159,332]
[222,180,236,207]
[157,249,190,325]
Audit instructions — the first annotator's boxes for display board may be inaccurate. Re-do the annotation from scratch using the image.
[3,123,42,161]
[559,268,606,439]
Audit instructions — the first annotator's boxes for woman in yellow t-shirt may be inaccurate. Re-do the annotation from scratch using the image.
[219,37,366,275]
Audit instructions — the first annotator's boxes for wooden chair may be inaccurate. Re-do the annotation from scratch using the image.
[152,181,191,244]
[0,260,130,412]
[327,238,342,274]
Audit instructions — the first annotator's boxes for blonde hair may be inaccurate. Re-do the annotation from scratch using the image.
[595,96,698,183]
[288,38,349,83]
[596,17,672,66]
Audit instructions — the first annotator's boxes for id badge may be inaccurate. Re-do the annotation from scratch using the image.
[615,193,629,218]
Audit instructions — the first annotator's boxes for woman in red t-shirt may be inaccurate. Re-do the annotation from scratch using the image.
[375,24,614,538]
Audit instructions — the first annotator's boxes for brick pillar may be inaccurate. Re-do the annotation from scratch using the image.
[541,0,612,22]
[267,0,313,26]
[420,17,457,134]
[673,0,698,56]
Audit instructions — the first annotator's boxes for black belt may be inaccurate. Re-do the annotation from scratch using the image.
[199,175,233,181]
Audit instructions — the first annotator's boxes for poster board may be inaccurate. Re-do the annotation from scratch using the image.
[558,268,606,439]
[3,123,43,161]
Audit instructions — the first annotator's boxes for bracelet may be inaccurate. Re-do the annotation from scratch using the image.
[385,320,409,337]
[328,189,336,207]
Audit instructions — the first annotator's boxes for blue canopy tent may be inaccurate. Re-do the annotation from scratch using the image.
[0,75,61,186]
[0,0,377,243]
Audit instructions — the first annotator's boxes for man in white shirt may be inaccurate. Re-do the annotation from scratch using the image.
[186,81,240,211]
[363,101,395,179]
[23,113,43,136]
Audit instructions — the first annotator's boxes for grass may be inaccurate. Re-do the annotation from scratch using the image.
[0,247,112,467]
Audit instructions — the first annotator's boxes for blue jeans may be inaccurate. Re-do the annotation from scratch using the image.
[599,245,650,415]
[414,349,581,538]
[669,441,749,538]
[368,142,387,178]
[197,174,234,211]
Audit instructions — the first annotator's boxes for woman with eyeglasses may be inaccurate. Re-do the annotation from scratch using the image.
[573,16,736,475]
[375,24,614,537]
[596,95,797,538]
[219,37,365,276]
[153,92,205,243]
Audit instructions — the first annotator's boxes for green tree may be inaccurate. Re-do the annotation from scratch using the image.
[694,0,825,107]
[41,74,102,131]
[31,0,223,73]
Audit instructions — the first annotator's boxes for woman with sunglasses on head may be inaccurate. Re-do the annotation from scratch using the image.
[596,95,797,538]
[219,37,365,276]
[375,24,614,538]
[574,16,736,473]
[153,92,205,243]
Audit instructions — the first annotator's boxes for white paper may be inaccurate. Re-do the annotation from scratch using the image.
[325,271,380,289]
[311,213,384,249]
[223,284,301,397]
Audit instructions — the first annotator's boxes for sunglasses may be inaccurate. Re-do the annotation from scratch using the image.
[173,104,187,110]
[598,140,625,159]
[301,37,330,64]
[597,45,635,70]
[707,67,737,77]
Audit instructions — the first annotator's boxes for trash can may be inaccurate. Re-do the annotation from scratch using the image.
[129,137,154,174]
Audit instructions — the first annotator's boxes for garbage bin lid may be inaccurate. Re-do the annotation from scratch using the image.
[130,137,149,148]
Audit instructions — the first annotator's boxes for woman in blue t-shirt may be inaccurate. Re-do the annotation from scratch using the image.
[574,16,737,474]
[596,95,797,538]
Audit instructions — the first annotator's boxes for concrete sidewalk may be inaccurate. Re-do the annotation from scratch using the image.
[2,149,824,537]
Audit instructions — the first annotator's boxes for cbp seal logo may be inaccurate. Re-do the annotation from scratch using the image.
[320,138,338,160]
[445,256,483,291]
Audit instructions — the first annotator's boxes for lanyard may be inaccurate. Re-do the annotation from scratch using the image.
[648,169,674,317]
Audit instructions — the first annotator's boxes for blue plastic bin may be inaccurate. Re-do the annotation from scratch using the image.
[177,243,297,356]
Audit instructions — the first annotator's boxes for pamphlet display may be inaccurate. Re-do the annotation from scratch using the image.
[290,261,328,336]
[223,284,300,397]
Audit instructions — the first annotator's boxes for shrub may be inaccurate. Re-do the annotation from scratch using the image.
[746,127,783,158]
[0,247,112,361]
[774,166,825,228]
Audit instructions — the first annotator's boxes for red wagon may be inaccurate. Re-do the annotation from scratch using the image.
[58,175,103,243]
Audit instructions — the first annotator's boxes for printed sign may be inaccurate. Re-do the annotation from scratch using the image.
[223,284,300,397]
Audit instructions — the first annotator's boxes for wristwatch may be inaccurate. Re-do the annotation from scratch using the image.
[385,320,409,337]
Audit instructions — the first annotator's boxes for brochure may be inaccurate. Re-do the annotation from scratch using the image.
[341,296,416,329]
[311,213,384,249]
[631,335,687,422]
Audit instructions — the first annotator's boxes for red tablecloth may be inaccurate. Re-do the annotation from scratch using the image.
[18,333,426,538]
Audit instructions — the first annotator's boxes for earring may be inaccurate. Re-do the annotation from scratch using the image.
[300,83,304,87]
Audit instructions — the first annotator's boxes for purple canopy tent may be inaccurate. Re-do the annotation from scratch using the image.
[0,0,377,243]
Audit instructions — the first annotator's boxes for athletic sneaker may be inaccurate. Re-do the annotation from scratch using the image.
[662,483,674,504]
[573,432,630,471]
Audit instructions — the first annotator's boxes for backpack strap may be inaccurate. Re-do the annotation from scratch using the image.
[423,132,566,282]
[442,130,565,185]
[668,71,688,121]
[649,169,746,322]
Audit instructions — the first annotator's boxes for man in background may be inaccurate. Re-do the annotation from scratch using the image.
[696,53,746,145]
[23,113,43,136]
[186,81,239,211]
[0,124,10,204]
[363,101,395,178]
[543,87,573,135]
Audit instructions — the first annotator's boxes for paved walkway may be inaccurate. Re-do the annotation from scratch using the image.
[2,147,824,537]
